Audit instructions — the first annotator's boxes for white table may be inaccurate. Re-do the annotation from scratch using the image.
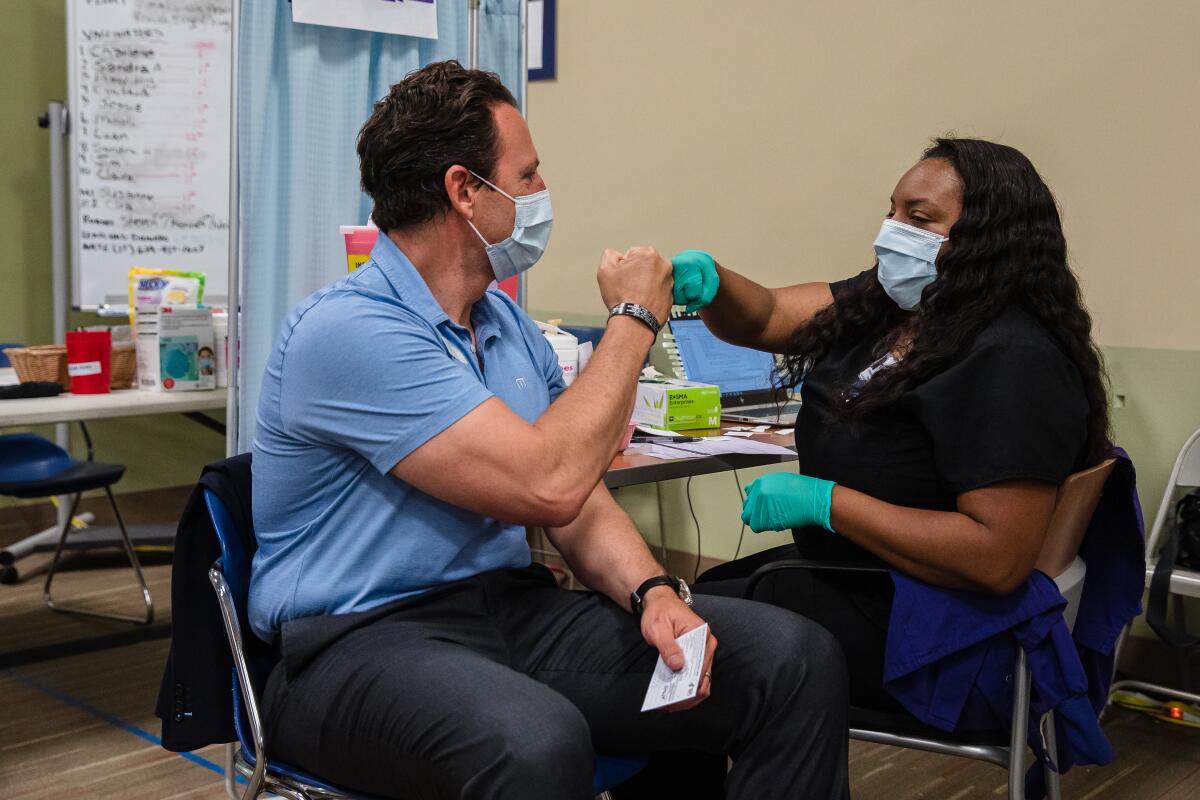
[0,383,227,427]
[0,371,227,580]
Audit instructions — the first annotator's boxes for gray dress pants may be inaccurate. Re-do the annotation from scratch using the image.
[262,564,849,800]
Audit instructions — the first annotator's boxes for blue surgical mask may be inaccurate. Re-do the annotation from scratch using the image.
[467,171,553,282]
[873,219,948,310]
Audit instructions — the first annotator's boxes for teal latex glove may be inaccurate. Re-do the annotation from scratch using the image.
[671,249,720,312]
[740,472,836,533]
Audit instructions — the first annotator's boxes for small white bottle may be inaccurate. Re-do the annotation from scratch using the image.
[212,310,229,388]
[537,320,579,386]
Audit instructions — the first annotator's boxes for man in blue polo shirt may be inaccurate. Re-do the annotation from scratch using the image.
[249,60,848,800]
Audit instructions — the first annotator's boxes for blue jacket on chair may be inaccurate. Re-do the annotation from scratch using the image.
[882,451,1145,795]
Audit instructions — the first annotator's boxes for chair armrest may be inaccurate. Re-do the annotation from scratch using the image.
[746,558,888,599]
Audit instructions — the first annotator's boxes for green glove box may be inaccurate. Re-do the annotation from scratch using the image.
[632,378,721,432]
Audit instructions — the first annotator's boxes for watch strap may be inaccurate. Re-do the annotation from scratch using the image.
[608,302,661,337]
[631,575,677,615]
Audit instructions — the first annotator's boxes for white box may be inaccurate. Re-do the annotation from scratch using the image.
[135,306,216,391]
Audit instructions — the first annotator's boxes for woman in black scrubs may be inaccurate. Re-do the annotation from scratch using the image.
[686,137,1111,711]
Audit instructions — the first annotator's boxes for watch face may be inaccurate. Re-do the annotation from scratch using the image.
[676,578,694,606]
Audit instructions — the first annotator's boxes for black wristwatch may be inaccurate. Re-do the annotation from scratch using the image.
[608,302,662,337]
[630,575,694,616]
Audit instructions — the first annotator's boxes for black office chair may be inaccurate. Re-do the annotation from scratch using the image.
[0,429,153,624]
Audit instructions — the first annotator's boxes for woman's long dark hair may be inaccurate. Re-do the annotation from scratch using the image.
[779,137,1111,467]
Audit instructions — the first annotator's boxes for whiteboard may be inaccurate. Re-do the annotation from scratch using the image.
[68,0,232,310]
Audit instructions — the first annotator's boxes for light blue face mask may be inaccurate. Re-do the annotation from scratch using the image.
[873,218,948,310]
[467,171,553,282]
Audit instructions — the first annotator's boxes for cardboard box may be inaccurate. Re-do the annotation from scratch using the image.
[632,379,721,431]
[135,306,216,391]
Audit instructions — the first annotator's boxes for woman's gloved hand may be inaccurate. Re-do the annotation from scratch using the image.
[741,472,836,533]
[670,249,720,312]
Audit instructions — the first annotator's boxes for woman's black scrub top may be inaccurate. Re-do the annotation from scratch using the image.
[791,270,1091,563]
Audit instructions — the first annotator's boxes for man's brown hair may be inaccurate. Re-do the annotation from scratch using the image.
[357,60,518,232]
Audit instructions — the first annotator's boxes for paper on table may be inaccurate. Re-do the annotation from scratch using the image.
[774,428,794,436]
[724,431,756,438]
[625,437,793,459]
[630,444,706,460]
[634,424,680,437]
[752,425,771,433]
[664,437,795,457]
[642,624,709,711]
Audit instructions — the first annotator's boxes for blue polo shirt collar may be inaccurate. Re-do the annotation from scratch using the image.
[369,233,450,328]
[370,232,503,346]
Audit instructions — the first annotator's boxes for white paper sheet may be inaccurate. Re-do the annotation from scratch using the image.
[624,443,704,460]
[626,436,794,459]
[664,437,796,457]
[527,0,545,70]
[642,624,709,711]
[292,0,438,39]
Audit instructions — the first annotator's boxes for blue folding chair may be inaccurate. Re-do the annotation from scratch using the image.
[0,431,152,623]
[204,487,645,799]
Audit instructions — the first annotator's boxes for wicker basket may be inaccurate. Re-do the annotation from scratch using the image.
[3,345,69,388]
[110,345,137,390]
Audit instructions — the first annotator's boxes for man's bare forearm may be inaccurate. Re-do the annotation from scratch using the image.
[544,483,664,612]
[533,316,650,486]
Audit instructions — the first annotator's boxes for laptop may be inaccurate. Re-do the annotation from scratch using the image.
[666,317,802,426]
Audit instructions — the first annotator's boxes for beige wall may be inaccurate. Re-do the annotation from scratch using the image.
[527,1,1200,641]
[528,0,1200,351]
[0,0,64,351]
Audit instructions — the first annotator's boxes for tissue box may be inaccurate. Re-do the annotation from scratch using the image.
[632,379,721,431]
[135,306,216,391]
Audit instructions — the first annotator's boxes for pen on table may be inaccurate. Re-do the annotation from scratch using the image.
[630,435,703,444]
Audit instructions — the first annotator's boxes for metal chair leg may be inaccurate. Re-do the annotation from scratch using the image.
[1042,711,1062,800]
[1109,678,1200,706]
[1008,648,1030,800]
[596,792,615,800]
[225,743,240,800]
[43,488,154,625]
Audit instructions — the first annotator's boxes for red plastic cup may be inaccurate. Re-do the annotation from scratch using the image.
[66,330,112,394]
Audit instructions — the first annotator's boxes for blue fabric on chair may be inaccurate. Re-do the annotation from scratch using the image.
[0,343,23,368]
[592,754,649,795]
[0,434,125,498]
[203,487,646,797]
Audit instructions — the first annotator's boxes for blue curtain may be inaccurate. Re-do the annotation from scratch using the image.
[237,0,524,449]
